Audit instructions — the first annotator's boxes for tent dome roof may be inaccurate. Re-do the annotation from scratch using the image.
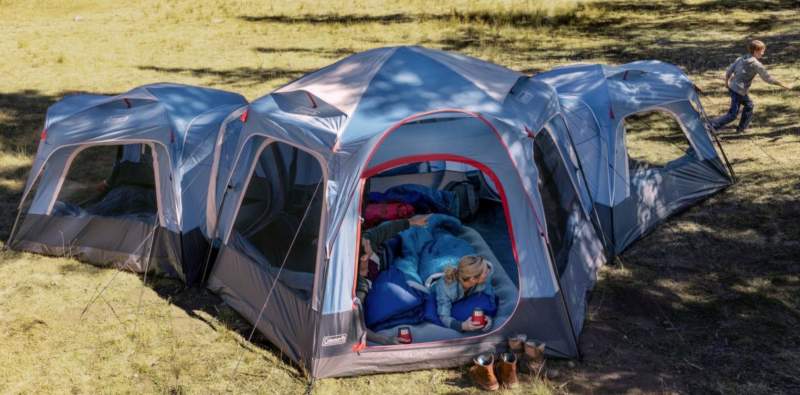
[253,46,524,143]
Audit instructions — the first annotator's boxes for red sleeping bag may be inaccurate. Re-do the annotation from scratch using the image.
[364,203,415,228]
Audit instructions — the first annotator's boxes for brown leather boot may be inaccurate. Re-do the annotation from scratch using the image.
[524,340,546,377]
[469,354,499,391]
[507,334,527,359]
[496,352,519,389]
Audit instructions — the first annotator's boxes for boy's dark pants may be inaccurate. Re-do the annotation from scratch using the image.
[712,88,754,132]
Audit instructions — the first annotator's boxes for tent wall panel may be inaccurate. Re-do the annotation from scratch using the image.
[207,244,317,371]
[10,213,159,273]
[206,47,606,378]
[311,295,575,378]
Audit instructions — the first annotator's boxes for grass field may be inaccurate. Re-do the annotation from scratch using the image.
[1,0,799,393]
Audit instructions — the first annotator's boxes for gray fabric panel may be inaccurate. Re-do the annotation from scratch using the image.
[315,308,364,359]
[559,216,605,334]
[612,157,731,253]
[207,244,316,371]
[311,295,576,378]
[11,239,150,272]
[150,227,184,279]
[10,213,158,272]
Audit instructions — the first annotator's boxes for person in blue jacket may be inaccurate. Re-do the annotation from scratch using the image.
[434,255,495,332]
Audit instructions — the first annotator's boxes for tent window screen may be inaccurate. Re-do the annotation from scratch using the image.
[233,142,323,297]
[53,144,157,223]
[625,111,692,169]
[533,131,581,275]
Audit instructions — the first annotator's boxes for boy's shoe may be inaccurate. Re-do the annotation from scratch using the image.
[469,354,499,391]
[524,340,547,377]
[507,334,527,373]
[508,334,527,358]
[496,352,519,389]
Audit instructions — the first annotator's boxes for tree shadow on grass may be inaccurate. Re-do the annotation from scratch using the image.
[569,172,800,393]
[137,66,314,88]
[253,46,356,59]
[428,1,799,75]
[239,9,584,29]
[146,277,307,381]
[0,91,59,240]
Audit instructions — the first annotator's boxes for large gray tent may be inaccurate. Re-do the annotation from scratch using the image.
[205,46,605,378]
[534,61,734,254]
[8,83,247,284]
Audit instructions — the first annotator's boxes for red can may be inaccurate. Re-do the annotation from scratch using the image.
[471,308,486,326]
[397,326,413,344]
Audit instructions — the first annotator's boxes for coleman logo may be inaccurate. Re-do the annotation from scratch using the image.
[321,334,347,347]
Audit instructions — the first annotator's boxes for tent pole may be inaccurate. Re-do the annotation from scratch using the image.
[230,178,323,379]
[304,378,315,395]
[199,182,232,284]
[543,235,582,360]
[3,205,25,251]
[695,92,737,183]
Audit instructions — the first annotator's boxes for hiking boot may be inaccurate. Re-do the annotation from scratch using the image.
[469,354,499,391]
[507,334,527,373]
[496,352,519,389]
[524,340,546,377]
[508,334,527,358]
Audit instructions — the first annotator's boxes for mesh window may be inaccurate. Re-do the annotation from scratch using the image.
[233,142,324,299]
[53,144,157,223]
[625,111,692,169]
[534,131,581,275]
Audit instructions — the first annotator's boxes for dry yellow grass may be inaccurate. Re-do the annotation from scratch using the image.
[1,0,799,393]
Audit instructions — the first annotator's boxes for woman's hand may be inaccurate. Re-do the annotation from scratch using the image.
[461,320,483,332]
[481,317,493,332]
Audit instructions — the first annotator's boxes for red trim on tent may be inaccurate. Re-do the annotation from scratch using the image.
[239,108,249,123]
[351,340,366,353]
[40,128,47,142]
[360,154,525,352]
[123,98,131,108]
[305,91,318,108]
[360,108,547,236]
[524,126,536,139]
[351,178,366,302]
[349,109,553,352]
[364,153,517,262]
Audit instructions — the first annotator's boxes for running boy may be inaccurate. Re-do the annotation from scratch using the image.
[711,39,791,133]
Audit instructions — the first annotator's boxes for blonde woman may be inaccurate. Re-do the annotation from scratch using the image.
[434,255,495,332]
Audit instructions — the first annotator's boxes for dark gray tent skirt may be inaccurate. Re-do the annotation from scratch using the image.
[9,213,181,276]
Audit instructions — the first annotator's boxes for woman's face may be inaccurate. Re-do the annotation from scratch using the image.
[459,264,489,290]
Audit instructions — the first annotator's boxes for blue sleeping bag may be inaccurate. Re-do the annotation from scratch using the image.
[393,214,475,285]
[365,265,498,331]
[364,266,426,331]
